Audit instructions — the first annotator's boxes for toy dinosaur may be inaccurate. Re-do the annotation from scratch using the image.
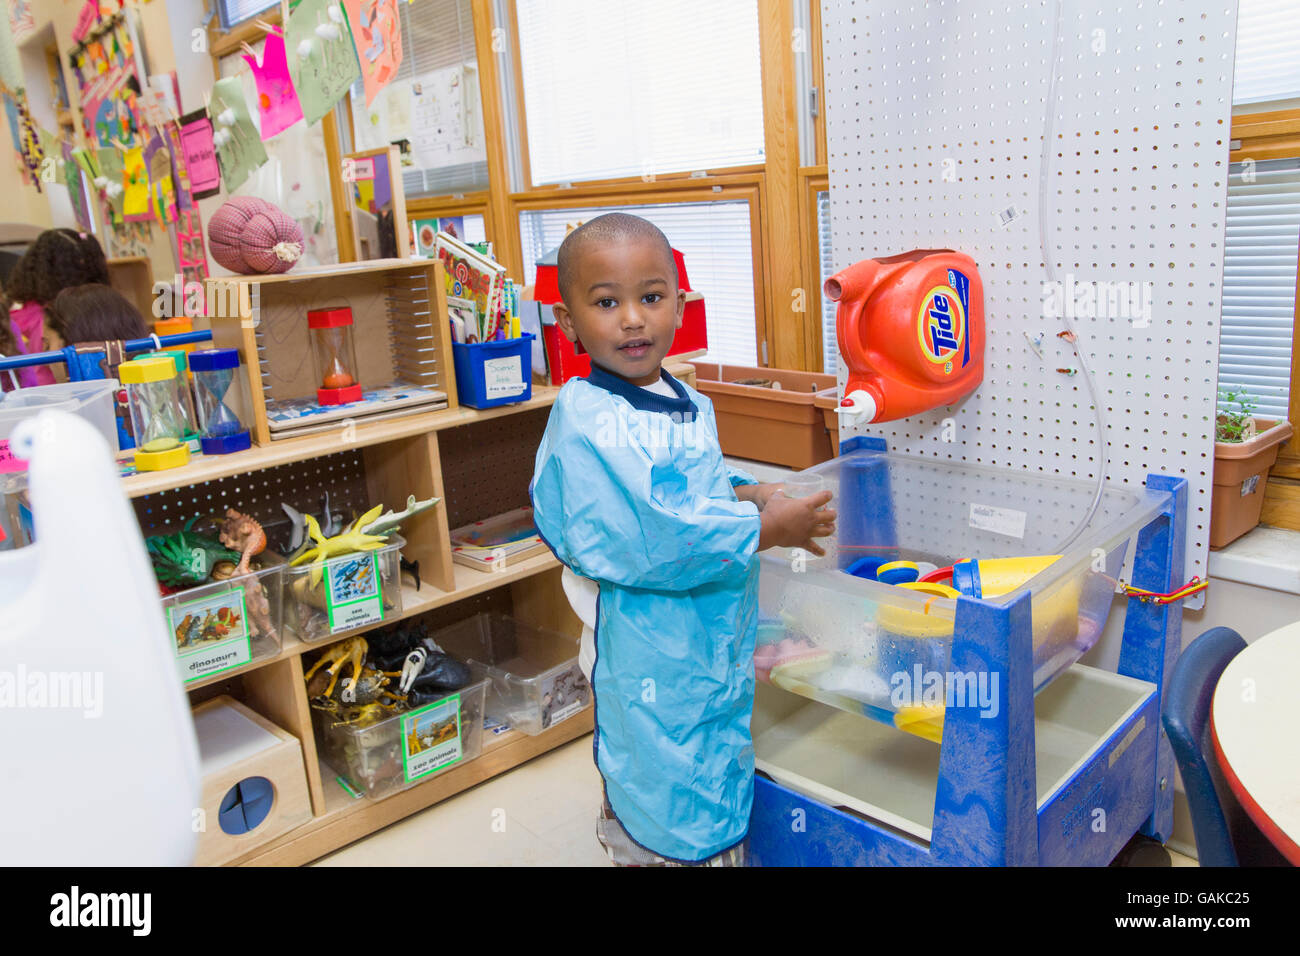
[361,495,440,538]
[145,516,241,588]
[290,505,391,588]
[215,509,278,644]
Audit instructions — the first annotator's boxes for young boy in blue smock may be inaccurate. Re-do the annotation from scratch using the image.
[530,214,835,866]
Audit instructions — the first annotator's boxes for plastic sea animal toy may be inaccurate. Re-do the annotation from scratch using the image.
[281,492,345,557]
[361,495,440,538]
[290,505,390,588]
[146,516,241,588]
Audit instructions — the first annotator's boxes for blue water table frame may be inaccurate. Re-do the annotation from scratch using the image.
[749,436,1187,866]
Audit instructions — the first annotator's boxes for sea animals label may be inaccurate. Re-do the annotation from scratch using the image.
[401,693,462,782]
[168,587,252,682]
[325,553,383,632]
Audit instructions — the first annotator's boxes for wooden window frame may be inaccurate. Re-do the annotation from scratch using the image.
[1230,107,1300,529]
[799,165,828,372]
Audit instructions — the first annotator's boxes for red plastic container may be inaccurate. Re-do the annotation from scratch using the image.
[824,250,984,423]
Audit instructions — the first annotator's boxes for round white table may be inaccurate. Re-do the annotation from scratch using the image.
[1210,620,1300,865]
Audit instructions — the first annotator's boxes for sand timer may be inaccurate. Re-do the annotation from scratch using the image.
[188,348,251,454]
[119,356,191,471]
[139,349,199,447]
[307,307,363,405]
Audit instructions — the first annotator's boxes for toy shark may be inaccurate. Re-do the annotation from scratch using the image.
[361,495,441,538]
[281,492,345,555]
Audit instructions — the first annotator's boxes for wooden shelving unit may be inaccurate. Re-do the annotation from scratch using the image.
[130,259,697,865]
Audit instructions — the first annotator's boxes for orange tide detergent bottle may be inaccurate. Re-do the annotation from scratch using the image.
[824,250,984,424]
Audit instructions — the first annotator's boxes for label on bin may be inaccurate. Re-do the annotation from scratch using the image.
[169,587,252,683]
[483,355,525,398]
[968,503,1027,539]
[401,693,463,782]
[549,698,586,727]
[0,439,27,474]
[325,553,384,633]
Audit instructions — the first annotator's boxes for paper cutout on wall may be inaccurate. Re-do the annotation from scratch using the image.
[244,30,304,140]
[144,132,177,223]
[139,73,182,128]
[341,0,402,108]
[179,109,221,200]
[97,147,126,223]
[3,94,21,154]
[72,0,100,44]
[0,6,23,94]
[122,146,152,221]
[287,0,361,126]
[208,76,269,193]
[8,1,35,44]
[62,141,94,233]
[164,121,194,211]
[176,207,209,299]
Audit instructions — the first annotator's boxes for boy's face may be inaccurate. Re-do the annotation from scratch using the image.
[553,236,684,386]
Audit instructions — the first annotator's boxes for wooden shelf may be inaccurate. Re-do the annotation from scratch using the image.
[228,707,594,866]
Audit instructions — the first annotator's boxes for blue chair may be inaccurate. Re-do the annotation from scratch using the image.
[1161,626,1289,866]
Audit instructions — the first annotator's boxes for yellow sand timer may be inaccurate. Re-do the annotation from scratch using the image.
[119,356,191,471]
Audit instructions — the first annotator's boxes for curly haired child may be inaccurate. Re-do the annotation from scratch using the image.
[3,228,111,388]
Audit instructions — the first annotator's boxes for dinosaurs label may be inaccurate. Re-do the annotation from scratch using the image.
[168,587,252,683]
[325,553,384,633]
[401,693,463,783]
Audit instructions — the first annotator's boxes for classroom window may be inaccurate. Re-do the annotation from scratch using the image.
[514,0,765,186]
[1218,158,1300,420]
[817,189,837,375]
[1233,0,1300,105]
[518,201,759,366]
[349,0,489,197]
[216,0,278,31]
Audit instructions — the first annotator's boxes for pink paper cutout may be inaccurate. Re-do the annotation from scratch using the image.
[243,30,304,140]
[179,109,221,199]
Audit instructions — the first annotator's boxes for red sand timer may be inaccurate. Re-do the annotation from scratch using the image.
[307,307,363,405]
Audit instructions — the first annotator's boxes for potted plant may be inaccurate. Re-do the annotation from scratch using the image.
[1210,386,1293,548]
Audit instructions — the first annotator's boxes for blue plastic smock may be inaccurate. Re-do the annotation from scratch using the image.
[530,363,761,862]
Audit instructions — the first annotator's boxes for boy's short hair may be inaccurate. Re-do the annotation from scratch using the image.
[556,213,678,304]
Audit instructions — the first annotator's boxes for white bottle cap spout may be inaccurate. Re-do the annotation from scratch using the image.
[835,389,878,426]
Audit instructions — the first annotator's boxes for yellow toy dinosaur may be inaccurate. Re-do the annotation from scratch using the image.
[289,506,390,588]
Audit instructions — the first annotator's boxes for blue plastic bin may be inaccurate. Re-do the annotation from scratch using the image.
[452,334,534,409]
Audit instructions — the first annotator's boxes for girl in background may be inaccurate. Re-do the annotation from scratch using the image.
[3,228,110,388]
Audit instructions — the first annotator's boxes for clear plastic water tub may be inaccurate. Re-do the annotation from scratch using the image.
[756,441,1169,738]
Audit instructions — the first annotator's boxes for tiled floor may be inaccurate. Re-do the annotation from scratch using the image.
[313,734,1198,867]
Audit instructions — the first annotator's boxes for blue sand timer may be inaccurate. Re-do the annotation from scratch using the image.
[188,349,252,454]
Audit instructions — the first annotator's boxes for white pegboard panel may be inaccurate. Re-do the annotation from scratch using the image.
[820,0,1238,596]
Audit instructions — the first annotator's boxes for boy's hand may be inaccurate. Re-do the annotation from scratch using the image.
[758,491,837,556]
[735,482,785,511]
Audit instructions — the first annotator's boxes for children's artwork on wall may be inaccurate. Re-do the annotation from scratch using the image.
[62,141,94,233]
[8,1,35,44]
[287,0,361,127]
[139,73,181,128]
[3,94,21,155]
[163,121,193,210]
[72,0,101,44]
[122,145,152,221]
[179,109,221,199]
[97,146,126,222]
[176,208,210,300]
[144,132,177,223]
[408,65,484,171]
[0,7,22,94]
[208,76,269,193]
[107,220,153,259]
[341,0,402,108]
[244,30,304,140]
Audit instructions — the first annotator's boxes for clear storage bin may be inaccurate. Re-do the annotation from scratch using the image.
[313,679,488,800]
[161,556,285,683]
[285,535,404,644]
[757,443,1168,733]
[433,612,591,735]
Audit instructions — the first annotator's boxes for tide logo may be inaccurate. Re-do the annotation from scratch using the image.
[916,286,966,373]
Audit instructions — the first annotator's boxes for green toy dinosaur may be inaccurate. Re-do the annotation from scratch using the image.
[145,516,242,588]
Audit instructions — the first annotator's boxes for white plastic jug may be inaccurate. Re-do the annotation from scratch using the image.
[0,410,200,865]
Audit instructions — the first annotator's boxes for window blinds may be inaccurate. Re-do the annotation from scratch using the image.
[514,0,765,185]
[1233,0,1300,105]
[518,201,758,366]
[349,0,489,197]
[1219,158,1300,419]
